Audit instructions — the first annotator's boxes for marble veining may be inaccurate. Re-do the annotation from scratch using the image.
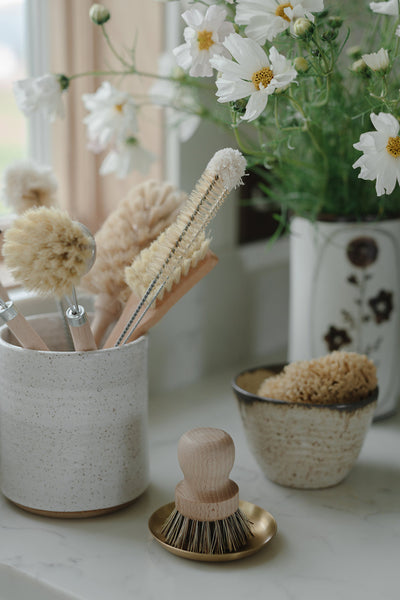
[0,366,399,599]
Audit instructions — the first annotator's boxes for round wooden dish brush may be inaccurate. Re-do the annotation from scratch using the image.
[3,207,97,351]
[160,427,253,555]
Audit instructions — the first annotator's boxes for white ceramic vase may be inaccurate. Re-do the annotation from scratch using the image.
[289,216,400,420]
[0,314,149,517]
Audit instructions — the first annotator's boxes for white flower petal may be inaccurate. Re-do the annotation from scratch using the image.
[13,74,64,121]
[353,112,400,196]
[242,90,268,121]
[369,0,398,15]
[182,8,204,29]
[370,112,399,136]
[223,33,269,72]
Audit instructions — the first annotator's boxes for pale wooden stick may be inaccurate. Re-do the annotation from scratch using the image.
[66,306,97,351]
[175,428,239,521]
[91,293,123,346]
[0,282,10,302]
[0,302,49,350]
[103,251,218,349]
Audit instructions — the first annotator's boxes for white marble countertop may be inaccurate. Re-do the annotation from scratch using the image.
[0,366,399,600]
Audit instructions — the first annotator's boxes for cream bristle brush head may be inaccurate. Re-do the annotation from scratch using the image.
[3,207,94,297]
[3,207,97,351]
[1,159,58,214]
[160,428,253,555]
[81,179,186,345]
[125,147,246,300]
[103,147,246,347]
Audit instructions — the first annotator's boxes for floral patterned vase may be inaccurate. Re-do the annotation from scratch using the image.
[288,216,400,419]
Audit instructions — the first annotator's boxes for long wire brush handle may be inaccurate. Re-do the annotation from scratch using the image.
[109,174,227,347]
[102,251,218,348]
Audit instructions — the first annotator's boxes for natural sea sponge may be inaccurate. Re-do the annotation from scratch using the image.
[257,351,377,405]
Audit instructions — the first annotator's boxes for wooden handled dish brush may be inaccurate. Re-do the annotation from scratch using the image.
[103,147,247,348]
[3,207,97,351]
[1,160,76,349]
[0,297,49,350]
[160,427,253,555]
[81,179,186,345]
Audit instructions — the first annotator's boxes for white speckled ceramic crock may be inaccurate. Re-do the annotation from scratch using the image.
[0,314,149,517]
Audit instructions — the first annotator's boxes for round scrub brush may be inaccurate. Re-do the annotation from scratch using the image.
[159,428,253,555]
[81,179,186,345]
[3,207,97,351]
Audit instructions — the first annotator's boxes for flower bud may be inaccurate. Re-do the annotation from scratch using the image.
[347,45,362,60]
[89,3,110,25]
[351,58,368,73]
[294,57,309,72]
[293,17,314,38]
[328,16,343,29]
[57,74,70,91]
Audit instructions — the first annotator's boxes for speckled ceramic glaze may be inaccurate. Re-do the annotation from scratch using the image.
[233,365,378,489]
[0,314,149,516]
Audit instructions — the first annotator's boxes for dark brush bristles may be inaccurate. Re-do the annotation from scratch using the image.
[161,507,253,554]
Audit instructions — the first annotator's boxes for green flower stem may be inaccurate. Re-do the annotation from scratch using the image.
[68,68,212,91]
[101,24,131,69]
[230,110,266,158]
[68,69,133,81]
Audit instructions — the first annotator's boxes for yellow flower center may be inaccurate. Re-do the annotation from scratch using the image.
[275,2,293,22]
[115,103,124,113]
[197,30,214,51]
[386,136,400,157]
[252,67,274,91]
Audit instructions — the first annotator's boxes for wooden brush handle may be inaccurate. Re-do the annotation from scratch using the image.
[174,427,239,522]
[103,251,218,349]
[66,306,97,351]
[0,282,10,302]
[0,303,49,350]
[92,293,123,346]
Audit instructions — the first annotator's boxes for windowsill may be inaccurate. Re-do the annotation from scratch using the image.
[237,235,289,273]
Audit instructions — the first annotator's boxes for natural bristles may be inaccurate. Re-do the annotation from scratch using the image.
[112,155,242,345]
[206,148,246,192]
[161,507,253,554]
[257,351,377,404]
[3,207,93,297]
[82,179,186,299]
[1,159,58,214]
[124,232,210,302]
[123,171,226,308]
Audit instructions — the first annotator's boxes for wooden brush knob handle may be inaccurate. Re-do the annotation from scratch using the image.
[175,427,239,522]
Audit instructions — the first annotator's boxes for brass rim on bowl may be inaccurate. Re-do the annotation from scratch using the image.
[148,500,277,562]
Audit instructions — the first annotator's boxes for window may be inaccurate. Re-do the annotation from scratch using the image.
[0,0,28,216]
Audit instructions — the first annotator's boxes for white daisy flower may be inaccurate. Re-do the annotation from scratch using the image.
[362,48,390,71]
[13,74,65,121]
[173,5,234,77]
[235,0,325,44]
[210,33,297,122]
[82,82,138,152]
[369,0,398,16]
[100,138,155,179]
[149,52,201,142]
[353,112,400,196]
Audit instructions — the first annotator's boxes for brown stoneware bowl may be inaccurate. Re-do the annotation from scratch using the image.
[232,364,378,489]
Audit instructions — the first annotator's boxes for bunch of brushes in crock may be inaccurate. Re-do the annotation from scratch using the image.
[1,148,246,351]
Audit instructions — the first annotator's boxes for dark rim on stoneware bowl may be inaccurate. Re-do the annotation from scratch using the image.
[232,363,379,413]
